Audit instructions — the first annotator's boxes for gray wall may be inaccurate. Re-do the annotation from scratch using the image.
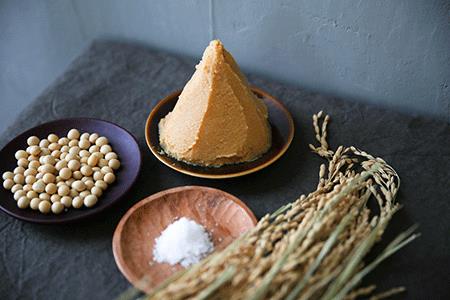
[1,0,449,135]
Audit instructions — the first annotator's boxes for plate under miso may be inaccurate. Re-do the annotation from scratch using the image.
[145,87,294,179]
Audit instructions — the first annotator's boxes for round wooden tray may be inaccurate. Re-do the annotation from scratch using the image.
[112,186,257,293]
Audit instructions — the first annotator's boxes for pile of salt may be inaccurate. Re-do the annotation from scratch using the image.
[153,217,214,267]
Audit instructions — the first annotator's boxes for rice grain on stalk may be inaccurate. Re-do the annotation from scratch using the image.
[143,112,418,300]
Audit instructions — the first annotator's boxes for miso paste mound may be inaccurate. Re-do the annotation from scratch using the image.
[158,40,271,167]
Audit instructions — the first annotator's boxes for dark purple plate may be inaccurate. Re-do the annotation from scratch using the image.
[145,87,294,179]
[0,118,142,224]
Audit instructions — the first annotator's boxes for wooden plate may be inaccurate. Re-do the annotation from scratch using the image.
[145,87,294,179]
[0,118,142,224]
[112,186,257,293]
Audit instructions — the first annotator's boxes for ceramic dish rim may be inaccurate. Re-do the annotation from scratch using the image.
[0,117,142,224]
[145,86,294,179]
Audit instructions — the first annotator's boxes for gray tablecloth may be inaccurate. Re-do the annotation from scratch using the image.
[0,40,449,300]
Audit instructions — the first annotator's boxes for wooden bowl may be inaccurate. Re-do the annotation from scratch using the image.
[0,118,142,224]
[145,87,294,179]
[112,186,257,293]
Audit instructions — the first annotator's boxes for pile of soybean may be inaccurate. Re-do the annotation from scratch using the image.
[1,129,120,214]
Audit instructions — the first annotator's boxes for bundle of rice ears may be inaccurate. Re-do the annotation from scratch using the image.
[131,112,418,300]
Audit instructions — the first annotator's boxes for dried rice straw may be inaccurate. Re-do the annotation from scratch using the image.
[137,111,418,300]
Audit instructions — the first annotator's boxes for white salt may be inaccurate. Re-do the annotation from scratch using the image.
[153,217,214,267]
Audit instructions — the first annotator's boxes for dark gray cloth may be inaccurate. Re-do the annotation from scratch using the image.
[0,40,448,300]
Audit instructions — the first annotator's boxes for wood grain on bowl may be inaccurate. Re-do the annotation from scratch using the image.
[112,186,257,294]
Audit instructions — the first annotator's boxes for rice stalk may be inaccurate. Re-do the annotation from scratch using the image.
[133,111,417,300]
